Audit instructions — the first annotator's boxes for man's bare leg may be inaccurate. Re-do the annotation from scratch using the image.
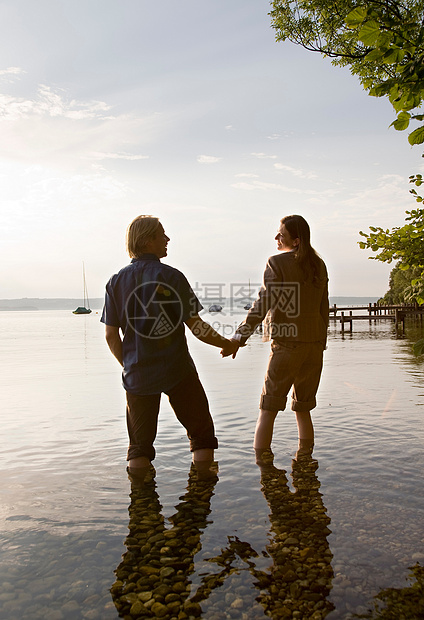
[192,449,217,479]
[253,409,278,450]
[193,448,214,462]
[129,456,150,469]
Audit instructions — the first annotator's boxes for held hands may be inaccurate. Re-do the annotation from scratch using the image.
[220,339,240,359]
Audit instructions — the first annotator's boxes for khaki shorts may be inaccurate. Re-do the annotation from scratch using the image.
[260,341,324,413]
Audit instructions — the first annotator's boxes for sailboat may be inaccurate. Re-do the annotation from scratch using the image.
[73,262,92,315]
[244,278,252,310]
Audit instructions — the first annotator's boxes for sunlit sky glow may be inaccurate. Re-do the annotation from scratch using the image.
[1,0,422,300]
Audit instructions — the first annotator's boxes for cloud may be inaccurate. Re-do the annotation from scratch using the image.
[25,173,128,204]
[0,67,26,83]
[234,173,259,178]
[250,152,278,159]
[339,174,411,218]
[311,174,414,230]
[0,79,164,170]
[225,125,235,131]
[231,179,339,197]
[0,84,112,122]
[231,180,306,193]
[274,163,318,180]
[197,155,222,164]
[267,134,280,140]
[87,152,150,161]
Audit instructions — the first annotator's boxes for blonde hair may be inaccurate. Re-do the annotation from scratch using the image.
[126,215,161,258]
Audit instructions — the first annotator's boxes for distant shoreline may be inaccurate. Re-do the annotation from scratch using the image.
[0,296,381,311]
[0,298,105,311]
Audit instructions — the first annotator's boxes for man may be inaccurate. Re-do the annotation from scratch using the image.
[102,215,237,473]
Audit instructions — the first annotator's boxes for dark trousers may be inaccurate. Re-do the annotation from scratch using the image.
[126,371,218,462]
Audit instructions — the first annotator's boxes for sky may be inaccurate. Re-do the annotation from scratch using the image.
[0,0,422,300]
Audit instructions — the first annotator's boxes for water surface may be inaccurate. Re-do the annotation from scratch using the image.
[0,311,423,619]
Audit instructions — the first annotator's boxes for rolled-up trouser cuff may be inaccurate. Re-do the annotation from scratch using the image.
[127,444,155,462]
[260,394,287,412]
[291,397,316,412]
[189,434,218,453]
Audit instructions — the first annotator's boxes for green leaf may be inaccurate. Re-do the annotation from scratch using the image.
[365,48,385,61]
[391,111,411,131]
[345,7,367,28]
[382,47,405,64]
[377,32,394,48]
[359,21,381,46]
[408,126,424,145]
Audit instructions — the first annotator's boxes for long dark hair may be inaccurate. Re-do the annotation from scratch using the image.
[281,215,323,285]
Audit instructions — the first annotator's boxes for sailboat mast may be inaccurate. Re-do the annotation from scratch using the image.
[83,262,90,309]
[73,262,92,314]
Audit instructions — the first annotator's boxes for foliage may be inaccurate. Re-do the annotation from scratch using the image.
[379,263,422,303]
[355,563,424,619]
[358,174,424,303]
[414,338,424,354]
[270,1,424,144]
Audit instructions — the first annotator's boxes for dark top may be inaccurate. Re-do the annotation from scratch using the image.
[235,250,329,346]
[101,254,202,395]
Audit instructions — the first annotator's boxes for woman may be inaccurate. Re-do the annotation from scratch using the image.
[227,215,329,455]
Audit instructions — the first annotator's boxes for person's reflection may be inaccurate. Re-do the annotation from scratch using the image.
[253,444,334,618]
[110,462,218,618]
[183,446,334,618]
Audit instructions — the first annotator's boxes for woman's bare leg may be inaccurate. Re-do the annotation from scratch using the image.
[253,409,278,449]
[295,410,314,441]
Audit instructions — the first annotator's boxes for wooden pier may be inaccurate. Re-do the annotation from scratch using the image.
[329,303,424,334]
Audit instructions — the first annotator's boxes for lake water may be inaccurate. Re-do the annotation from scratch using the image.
[1,310,423,620]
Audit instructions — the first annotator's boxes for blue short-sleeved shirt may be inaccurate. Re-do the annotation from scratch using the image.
[101,254,203,395]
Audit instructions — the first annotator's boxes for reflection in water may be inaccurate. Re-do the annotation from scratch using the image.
[111,451,333,619]
[110,462,218,618]
[253,447,334,618]
[190,448,334,617]
[354,563,424,619]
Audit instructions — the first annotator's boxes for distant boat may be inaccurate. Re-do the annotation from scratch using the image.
[73,262,92,315]
[209,304,223,313]
[244,279,252,310]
